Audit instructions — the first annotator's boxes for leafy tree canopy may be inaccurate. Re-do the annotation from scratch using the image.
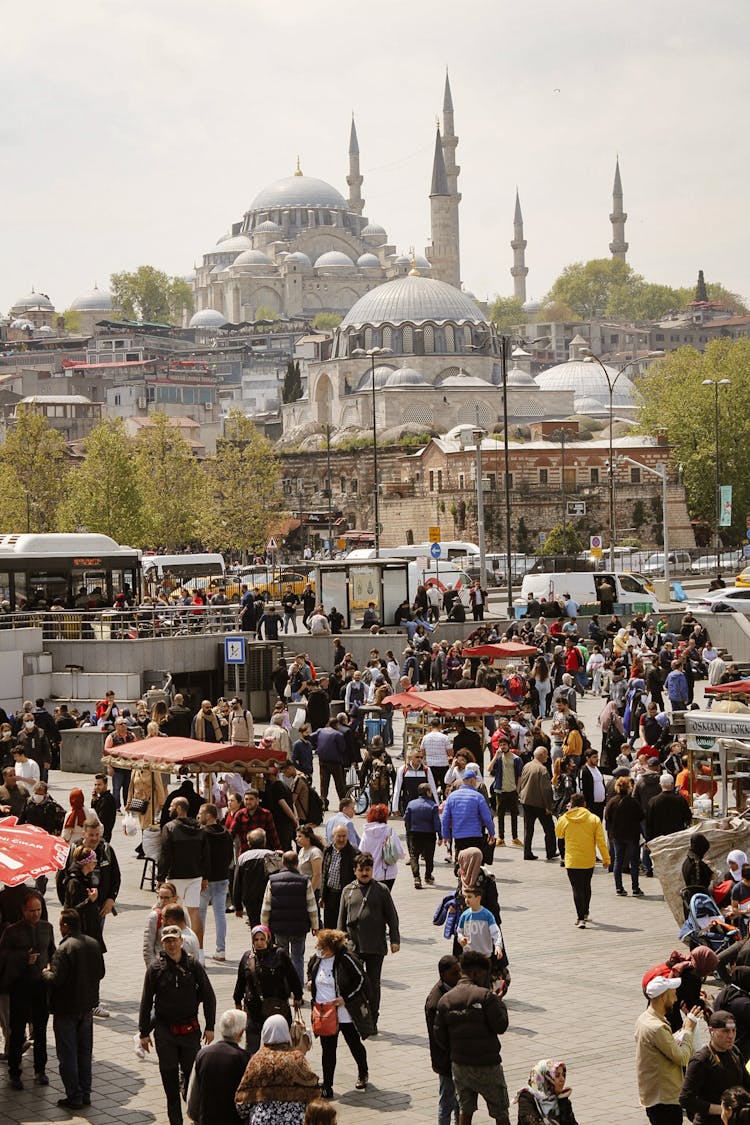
[110,266,194,324]
[537,522,584,555]
[57,417,145,543]
[311,313,342,331]
[488,296,525,332]
[0,409,67,532]
[132,412,202,548]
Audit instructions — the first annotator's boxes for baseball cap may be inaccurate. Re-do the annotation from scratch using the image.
[645,975,681,999]
[161,925,183,942]
[463,764,480,779]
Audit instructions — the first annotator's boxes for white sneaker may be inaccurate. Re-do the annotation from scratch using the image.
[211,952,225,962]
[93,1006,111,1019]
[133,1033,145,1060]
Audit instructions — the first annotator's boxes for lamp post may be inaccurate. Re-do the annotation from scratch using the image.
[352,346,391,556]
[549,428,569,550]
[701,377,731,560]
[472,425,487,590]
[499,334,514,614]
[324,423,334,557]
[581,348,663,569]
[619,456,669,583]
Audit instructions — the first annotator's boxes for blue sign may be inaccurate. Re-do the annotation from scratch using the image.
[430,542,442,559]
[224,637,246,665]
[744,545,750,557]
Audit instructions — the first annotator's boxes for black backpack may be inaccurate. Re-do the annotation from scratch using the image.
[304,785,324,826]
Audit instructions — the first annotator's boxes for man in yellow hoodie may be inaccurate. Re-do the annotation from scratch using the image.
[555,792,610,928]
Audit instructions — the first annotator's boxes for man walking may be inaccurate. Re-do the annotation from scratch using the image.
[488,736,523,847]
[261,851,318,984]
[197,804,233,962]
[405,782,442,888]
[44,907,105,1110]
[635,974,701,1125]
[425,955,462,1125]
[337,851,400,1033]
[91,774,117,842]
[160,797,209,950]
[680,1010,750,1123]
[310,717,348,809]
[187,1009,249,1125]
[440,765,495,861]
[139,926,216,1125]
[321,823,358,928]
[433,951,510,1125]
[232,828,278,927]
[555,793,610,928]
[0,890,55,1091]
[646,773,692,840]
[518,747,557,862]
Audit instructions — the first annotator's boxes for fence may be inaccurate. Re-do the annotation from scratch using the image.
[0,604,242,641]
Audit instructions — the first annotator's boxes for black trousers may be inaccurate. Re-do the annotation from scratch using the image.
[9,979,48,1078]
[154,1024,201,1125]
[646,1105,682,1125]
[320,1022,368,1087]
[522,805,556,859]
[408,831,436,880]
[362,953,384,1023]
[566,867,594,921]
[322,888,343,930]
[319,762,347,806]
[430,765,449,795]
[495,791,519,839]
[453,836,485,863]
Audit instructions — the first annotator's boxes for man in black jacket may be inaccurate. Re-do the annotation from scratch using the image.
[433,951,510,1125]
[160,769,203,828]
[646,773,692,839]
[159,798,209,947]
[43,908,105,1110]
[337,852,400,1033]
[186,1008,249,1125]
[321,825,358,928]
[91,774,117,842]
[0,890,56,1091]
[139,926,216,1125]
[167,693,194,739]
[425,955,461,1125]
[232,828,277,926]
[680,1009,750,1123]
[197,803,233,962]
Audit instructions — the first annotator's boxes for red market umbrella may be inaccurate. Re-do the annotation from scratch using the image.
[382,688,517,715]
[463,642,539,659]
[101,736,288,773]
[705,679,750,697]
[0,817,71,887]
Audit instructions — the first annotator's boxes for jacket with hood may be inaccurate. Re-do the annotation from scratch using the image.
[203,821,233,882]
[159,816,208,881]
[555,806,610,869]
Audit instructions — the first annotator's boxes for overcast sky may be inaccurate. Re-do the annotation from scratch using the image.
[2,0,748,315]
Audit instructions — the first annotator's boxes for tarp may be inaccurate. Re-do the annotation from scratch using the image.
[463,642,539,659]
[381,688,516,715]
[706,679,750,696]
[101,736,287,773]
[649,819,750,927]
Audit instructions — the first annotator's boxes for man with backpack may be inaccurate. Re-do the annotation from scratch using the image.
[360,744,395,808]
[392,748,439,815]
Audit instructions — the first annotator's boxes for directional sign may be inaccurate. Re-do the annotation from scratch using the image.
[430,542,442,559]
[224,637,246,665]
[428,526,441,543]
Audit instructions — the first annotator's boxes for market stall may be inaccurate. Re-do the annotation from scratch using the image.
[382,687,517,758]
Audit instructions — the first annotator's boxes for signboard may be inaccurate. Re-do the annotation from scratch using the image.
[430,542,442,560]
[567,501,586,516]
[538,532,547,545]
[685,710,750,752]
[744,545,750,558]
[589,534,602,560]
[720,485,733,527]
[266,537,278,551]
[428,526,441,543]
[224,637,246,665]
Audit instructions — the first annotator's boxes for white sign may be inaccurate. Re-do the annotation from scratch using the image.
[567,500,586,516]
[266,537,278,551]
[224,637,246,665]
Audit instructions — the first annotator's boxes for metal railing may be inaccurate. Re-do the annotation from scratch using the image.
[0,604,243,641]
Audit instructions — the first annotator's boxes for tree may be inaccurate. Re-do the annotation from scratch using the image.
[547,258,638,320]
[537,522,584,555]
[57,418,145,542]
[61,308,82,334]
[204,411,285,559]
[110,266,194,323]
[282,360,303,404]
[132,413,202,548]
[311,313,342,332]
[637,338,750,544]
[0,409,67,531]
[488,295,525,332]
[534,298,576,323]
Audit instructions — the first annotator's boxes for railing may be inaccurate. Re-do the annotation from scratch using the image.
[0,604,243,641]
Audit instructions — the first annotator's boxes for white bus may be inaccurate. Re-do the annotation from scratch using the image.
[141,552,225,595]
[348,540,479,563]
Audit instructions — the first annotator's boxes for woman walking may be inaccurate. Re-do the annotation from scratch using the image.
[307,929,372,1100]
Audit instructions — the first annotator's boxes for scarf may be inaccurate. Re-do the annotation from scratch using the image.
[727,850,749,882]
[516,1058,565,1118]
[457,847,483,891]
[65,788,87,829]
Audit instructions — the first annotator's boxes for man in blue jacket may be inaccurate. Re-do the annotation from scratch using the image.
[440,765,495,862]
[404,783,442,889]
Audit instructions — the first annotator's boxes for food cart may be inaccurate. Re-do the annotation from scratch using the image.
[684,710,750,816]
[382,687,517,759]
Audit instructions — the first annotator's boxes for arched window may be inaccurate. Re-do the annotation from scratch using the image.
[434,328,446,354]
[403,325,413,352]
[382,326,392,349]
[390,328,402,354]
[423,325,435,354]
[445,325,455,351]
[454,326,464,349]
[364,327,373,349]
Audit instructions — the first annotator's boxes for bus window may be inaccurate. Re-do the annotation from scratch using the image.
[26,570,68,607]
[0,572,9,603]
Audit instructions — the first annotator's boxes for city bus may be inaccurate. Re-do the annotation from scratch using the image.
[141,552,225,596]
[0,533,141,610]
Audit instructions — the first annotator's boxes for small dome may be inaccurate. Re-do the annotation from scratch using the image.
[14,291,54,311]
[255,220,282,233]
[205,235,252,257]
[189,308,226,328]
[413,254,432,270]
[10,318,33,330]
[35,325,55,336]
[251,175,347,211]
[340,274,486,329]
[285,252,312,267]
[574,394,607,415]
[356,253,381,269]
[361,223,386,237]
[314,251,354,269]
[386,367,430,387]
[70,286,113,312]
[355,365,394,391]
[505,365,536,387]
[535,357,637,409]
[392,255,410,266]
[438,371,491,388]
[232,249,274,268]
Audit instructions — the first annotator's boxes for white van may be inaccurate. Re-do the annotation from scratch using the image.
[518,570,657,612]
[407,560,471,607]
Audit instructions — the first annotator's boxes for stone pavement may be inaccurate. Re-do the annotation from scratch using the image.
[6,687,711,1125]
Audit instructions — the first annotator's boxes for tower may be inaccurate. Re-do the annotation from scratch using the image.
[609,157,628,261]
[511,189,528,302]
[346,115,364,216]
[426,72,461,288]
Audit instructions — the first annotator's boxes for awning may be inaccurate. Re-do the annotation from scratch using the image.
[705,679,750,697]
[382,688,516,716]
[463,642,539,659]
[101,736,287,773]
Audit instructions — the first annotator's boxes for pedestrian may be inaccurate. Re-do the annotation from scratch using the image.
[392,747,439,814]
[665,661,689,712]
[61,787,94,844]
[0,889,55,1091]
[634,973,701,1125]
[282,587,301,634]
[440,765,495,862]
[425,955,462,1125]
[324,796,360,849]
[138,925,216,1125]
[143,882,182,968]
[235,1012,319,1120]
[358,803,405,887]
[307,928,372,1099]
[404,782,442,888]
[233,925,302,1055]
[310,719,348,810]
[62,846,107,951]
[604,776,645,898]
[646,773,692,841]
[43,907,105,1111]
[19,779,65,836]
[103,716,136,811]
[555,793,610,928]
[720,1086,750,1122]
[159,796,209,950]
[457,886,504,966]
[232,789,281,855]
[261,851,318,985]
[469,581,487,622]
[197,803,234,962]
[187,1008,250,1125]
[90,774,117,842]
[516,1058,579,1124]
[433,950,511,1125]
[233,828,279,926]
[518,747,557,862]
[421,716,455,795]
[321,825,358,929]
[680,1010,750,1124]
[488,736,523,847]
[304,1101,337,1125]
[579,748,606,820]
[337,851,400,1032]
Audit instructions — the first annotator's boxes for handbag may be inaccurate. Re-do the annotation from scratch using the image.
[260,997,289,1021]
[129,797,149,815]
[311,1000,339,1037]
[290,1008,312,1054]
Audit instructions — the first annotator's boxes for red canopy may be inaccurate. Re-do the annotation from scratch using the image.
[0,817,70,887]
[382,688,516,715]
[101,736,287,773]
[705,679,750,696]
[463,642,539,659]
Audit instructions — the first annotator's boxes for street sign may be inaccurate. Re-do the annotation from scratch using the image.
[538,532,547,545]
[428,526,441,543]
[266,536,278,551]
[430,542,442,559]
[416,555,429,572]
[567,501,586,516]
[224,637,246,665]
[590,535,602,549]
[744,545,750,557]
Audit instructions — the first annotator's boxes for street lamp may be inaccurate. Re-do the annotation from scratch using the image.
[352,346,391,555]
[701,377,731,560]
[324,423,334,557]
[472,425,487,590]
[548,428,570,551]
[581,348,663,569]
[619,456,670,583]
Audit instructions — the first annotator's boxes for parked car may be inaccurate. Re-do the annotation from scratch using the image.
[688,587,750,613]
[640,550,694,575]
[735,566,750,588]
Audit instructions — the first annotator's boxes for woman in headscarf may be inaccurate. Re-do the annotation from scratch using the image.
[452,847,509,991]
[233,925,303,1056]
[516,1058,578,1124]
[235,1014,319,1122]
[681,833,715,892]
[664,946,718,1033]
[61,788,94,844]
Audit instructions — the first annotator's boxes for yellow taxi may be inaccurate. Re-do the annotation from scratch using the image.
[735,567,750,588]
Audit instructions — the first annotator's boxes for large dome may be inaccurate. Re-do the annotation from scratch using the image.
[315,251,354,269]
[13,291,54,311]
[534,357,637,409]
[340,274,485,329]
[251,174,347,211]
[71,286,113,312]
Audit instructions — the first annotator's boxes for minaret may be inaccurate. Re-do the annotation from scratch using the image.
[346,115,364,216]
[427,124,458,286]
[609,157,628,261]
[437,70,461,288]
[511,189,528,302]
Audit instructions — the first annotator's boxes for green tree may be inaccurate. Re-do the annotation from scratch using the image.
[547,258,638,320]
[110,266,194,323]
[205,411,285,559]
[61,308,82,334]
[488,295,525,332]
[0,408,67,531]
[57,418,145,542]
[637,338,750,544]
[311,313,342,332]
[282,360,303,404]
[132,412,202,548]
[608,281,684,322]
[534,298,576,323]
[537,522,584,555]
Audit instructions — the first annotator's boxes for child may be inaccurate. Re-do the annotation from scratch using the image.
[729,863,750,935]
[457,887,504,962]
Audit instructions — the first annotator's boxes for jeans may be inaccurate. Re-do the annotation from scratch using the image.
[566,867,594,920]
[320,1022,368,1088]
[613,840,641,892]
[9,979,47,1077]
[283,611,297,633]
[275,933,306,986]
[54,1011,93,1105]
[591,668,603,694]
[438,1072,460,1125]
[536,683,551,717]
[112,767,132,811]
[522,805,556,859]
[154,1024,201,1125]
[199,879,229,953]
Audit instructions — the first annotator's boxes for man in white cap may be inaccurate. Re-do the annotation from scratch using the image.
[634,972,702,1125]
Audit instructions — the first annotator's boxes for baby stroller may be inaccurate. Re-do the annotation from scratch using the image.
[678,892,741,953]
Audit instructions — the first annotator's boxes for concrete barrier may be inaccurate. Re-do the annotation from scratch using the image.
[60,728,107,775]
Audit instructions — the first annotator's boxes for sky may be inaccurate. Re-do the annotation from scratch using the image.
[2,0,749,315]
